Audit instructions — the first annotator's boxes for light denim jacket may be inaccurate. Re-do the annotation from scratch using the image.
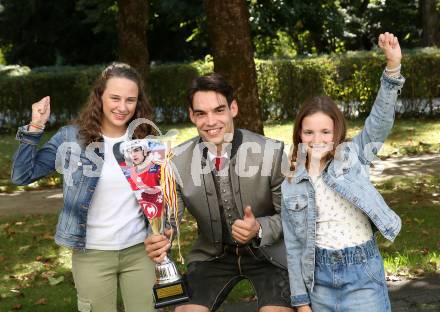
[11,125,148,249]
[281,73,405,307]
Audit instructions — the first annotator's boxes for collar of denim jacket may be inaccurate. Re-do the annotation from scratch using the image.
[294,157,334,184]
[293,161,308,183]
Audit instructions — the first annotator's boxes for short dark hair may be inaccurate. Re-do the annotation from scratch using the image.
[187,73,234,109]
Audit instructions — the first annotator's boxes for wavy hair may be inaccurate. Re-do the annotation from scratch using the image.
[75,63,155,145]
[290,96,347,171]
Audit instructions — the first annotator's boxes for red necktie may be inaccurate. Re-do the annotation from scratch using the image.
[214,157,222,171]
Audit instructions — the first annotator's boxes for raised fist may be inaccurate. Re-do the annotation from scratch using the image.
[31,96,51,126]
[378,32,402,70]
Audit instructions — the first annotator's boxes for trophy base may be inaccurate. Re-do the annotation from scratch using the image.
[153,278,190,309]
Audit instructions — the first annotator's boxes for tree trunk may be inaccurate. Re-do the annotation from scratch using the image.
[116,0,150,92]
[203,0,263,134]
[421,0,440,46]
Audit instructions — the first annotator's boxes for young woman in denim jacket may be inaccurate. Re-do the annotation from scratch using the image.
[11,63,157,312]
[281,33,405,312]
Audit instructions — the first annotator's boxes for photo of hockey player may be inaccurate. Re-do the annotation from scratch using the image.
[116,139,167,233]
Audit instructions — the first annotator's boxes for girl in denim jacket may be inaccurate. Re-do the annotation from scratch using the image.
[281,33,405,312]
[11,64,157,312]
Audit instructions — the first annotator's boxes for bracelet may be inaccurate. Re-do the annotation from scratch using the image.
[29,121,45,130]
[385,64,401,73]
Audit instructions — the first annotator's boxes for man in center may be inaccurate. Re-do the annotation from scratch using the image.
[145,73,292,312]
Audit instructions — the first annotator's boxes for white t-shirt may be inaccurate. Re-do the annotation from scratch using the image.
[311,175,373,250]
[86,133,147,250]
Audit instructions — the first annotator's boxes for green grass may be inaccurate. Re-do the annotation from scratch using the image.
[1,174,438,310]
[0,214,75,311]
[375,174,440,277]
[0,212,252,311]
[264,117,440,158]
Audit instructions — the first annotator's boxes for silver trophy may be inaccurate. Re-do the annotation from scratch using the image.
[150,217,189,308]
[117,139,189,308]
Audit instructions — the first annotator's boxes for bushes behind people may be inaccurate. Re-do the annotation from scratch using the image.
[0,48,439,132]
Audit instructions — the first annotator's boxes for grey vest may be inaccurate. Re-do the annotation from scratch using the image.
[212,165,241,245]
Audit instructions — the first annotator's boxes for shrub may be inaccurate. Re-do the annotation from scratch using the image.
[0,48,439,132]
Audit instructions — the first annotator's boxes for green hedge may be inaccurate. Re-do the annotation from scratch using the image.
[258,48,440,119]
[331,49,440,117]
[257,57,337,120]
[0,64,199,131]
[150,64,199,123]
[0,66,100,132]
[0,48,439,132]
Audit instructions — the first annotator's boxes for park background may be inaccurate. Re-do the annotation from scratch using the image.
[0,0,439,311]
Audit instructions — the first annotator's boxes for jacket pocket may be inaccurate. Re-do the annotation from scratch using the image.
[285,194,308,212]
[284,195,308,236]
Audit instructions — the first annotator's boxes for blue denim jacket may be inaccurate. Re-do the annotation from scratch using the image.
[11,125,147,249]
[281,73,405,307]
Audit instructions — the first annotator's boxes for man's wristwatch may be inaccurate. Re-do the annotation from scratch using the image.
[258,225,263,240]
[255,224,263,245]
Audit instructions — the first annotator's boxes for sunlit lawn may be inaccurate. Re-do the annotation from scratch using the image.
[0,214,75,311]
[264,118,440,158]
[1,118,439,190]
[376,175,440,277]
[1,174,439,311]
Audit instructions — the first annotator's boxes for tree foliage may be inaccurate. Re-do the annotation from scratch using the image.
[0,0,438,67]
[0,0,117,66]
[149,0,209,62]
[248,0,434,57]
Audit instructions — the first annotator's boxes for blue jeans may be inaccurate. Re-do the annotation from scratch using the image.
[310,238,391,312]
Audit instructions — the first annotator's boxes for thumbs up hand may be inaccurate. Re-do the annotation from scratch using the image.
[231,206,260,244]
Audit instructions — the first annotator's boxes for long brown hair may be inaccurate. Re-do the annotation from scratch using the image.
[76,63,155,145]
[291,96,347,170]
